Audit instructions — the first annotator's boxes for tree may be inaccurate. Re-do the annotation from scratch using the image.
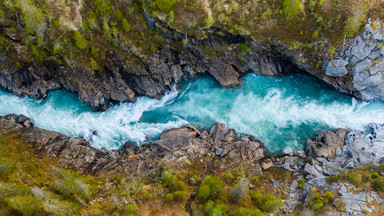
[229,177,249,203]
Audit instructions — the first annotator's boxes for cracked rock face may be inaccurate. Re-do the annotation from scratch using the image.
[325,18,384,102]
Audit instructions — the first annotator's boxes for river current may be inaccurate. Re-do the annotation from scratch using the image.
[1,74,383,154]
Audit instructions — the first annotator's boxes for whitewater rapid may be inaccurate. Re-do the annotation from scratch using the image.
[1,73,383,153]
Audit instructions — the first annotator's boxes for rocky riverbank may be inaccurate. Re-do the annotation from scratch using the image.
[2,114,384,215]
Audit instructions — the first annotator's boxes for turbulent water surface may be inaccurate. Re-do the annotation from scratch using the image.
[1,74,384,154]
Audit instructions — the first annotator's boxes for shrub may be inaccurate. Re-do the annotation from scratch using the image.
[42,198,79,216]
[298,178,305,188]
[0,160,14,179]
[344,1,371,37]
[233,207,263,216]
[204,16,215,28]
[282,0,302,18]
[174,190,188,201]
[210,203,228,216]
[53,177,91,202]
[165,193,174,202]
[229,177,249,203]
[0,183,32,201]
[261,9,272,20]
[373,177,384,192]
[225,172,235,184]
[155,0,178,12]
[197,175,224,201]
[94,0,112,17]
[161,170,178,190]
[348,172,362,186]
[251,191,281,213]
[73,31,87,50]
[126,204,138,215]
[5,195,43,216]
[324,192,334,201]
[371,172,379,179]
[122,19,131,33]
[251,176,259,185]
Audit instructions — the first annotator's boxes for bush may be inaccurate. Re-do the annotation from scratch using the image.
[224,172,235,184]
[373,177,384,192]
[94,0,112,17]
[126,204,138,215]
[53,176,91,202]
[165,193,174,202]
[155,0,178,12]
[282,0,302,18]
[197,175,224,201]
[73,31,87,50]
[233,207,263,216]
[298,178,305,188]
[348,172,362,186]
[251,176,259,185]
[42,198,79,216]
[122,19,131,33]
[251,191,281,213]
[174,190,188,201]
[5,195,43,216]
[229,177,249,203]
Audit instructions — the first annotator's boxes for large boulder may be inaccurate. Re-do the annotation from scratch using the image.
[325,59,349,77]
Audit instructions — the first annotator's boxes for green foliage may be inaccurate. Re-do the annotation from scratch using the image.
[225,172,235,184]
[126,204,138,215]
[204,16,215,28]
[165,193,174,202]
[94,0,112,17]
[0,160,14,179]
[53,169,92,202]
[174,190,188,201]
[282,0,302,18]
[0,183,32,201]
[197,175,224,201]
[4,195,43,216]
[348,172,362,186]
[90,58,99,70]
[344,1,371,37]
[373,177,384,192]
[229,177,249,203]
[155,0,178,12]
[42,198,79,216]
[233,207,263,216]
[74,31,88,50]
[122,19,131,33]
[261,9,272,20]
[91,46,99,57]
[15,0,46,38]
[251,191,281,213]
[298,178,305,188]
[312,31,319,39]
[251,176,259,185]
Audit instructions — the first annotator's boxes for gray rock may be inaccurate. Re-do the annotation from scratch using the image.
[261,159,273,170]
[325,59,349,77]
[368,49,381,59]
[304,163,324,178]
[371,191,382,204]
[188,178,196,185]
[352,59,373,74]
[351,37,370,60]
[215,146,223,156]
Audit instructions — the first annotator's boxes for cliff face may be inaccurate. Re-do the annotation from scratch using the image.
[1,0,383,110]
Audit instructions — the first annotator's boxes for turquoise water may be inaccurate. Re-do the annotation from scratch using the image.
[1,73,384,154]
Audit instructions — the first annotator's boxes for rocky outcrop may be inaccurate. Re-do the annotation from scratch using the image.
[324,19,384,101]
[0,115,267,178]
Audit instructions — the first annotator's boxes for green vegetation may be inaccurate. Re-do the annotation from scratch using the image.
[282,0,302,18]
[344,1,371,37]
[74,31,88,50]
